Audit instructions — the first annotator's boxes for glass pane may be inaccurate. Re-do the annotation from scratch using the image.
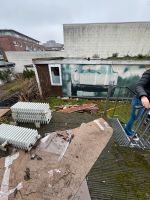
[51,67,61,84]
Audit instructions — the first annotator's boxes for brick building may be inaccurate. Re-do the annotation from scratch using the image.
[0,29,46,51]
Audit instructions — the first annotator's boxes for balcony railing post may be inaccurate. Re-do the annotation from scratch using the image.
[103,84,114,118]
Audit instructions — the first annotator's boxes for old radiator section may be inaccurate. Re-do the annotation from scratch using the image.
[0,124,40,151]
[11,102,52,125]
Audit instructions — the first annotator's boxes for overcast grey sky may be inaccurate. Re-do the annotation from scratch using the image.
[0,0,150,43]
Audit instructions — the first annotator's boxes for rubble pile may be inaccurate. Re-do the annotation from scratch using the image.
[19,78,40,101]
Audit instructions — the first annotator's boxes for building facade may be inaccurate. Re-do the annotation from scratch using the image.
[33,58,150,98]
[43,40,64,51]
[0,29,46,51]
[64,22,150,58]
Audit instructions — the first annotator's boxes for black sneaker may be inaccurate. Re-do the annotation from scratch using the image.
[129,134,139,141]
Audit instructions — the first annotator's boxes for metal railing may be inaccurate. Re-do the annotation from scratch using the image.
[130,108,150,149]
[103,85,135,120]
[103,85,150,149]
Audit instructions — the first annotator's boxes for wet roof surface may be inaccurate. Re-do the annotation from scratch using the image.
[7,111,150,199]
[87,140,150,200]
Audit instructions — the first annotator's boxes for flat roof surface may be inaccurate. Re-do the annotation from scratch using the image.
[19,111,150,199]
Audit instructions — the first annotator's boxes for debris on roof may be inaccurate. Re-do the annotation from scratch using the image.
[0,108,10,118]
[0,124,40,151]
[39,130,72,161]
[0,118,113,200]
[18,78,40,102]
[57,103,99,113]
[0,152,23,199]
[11,102,52,128]
[75,179,91,200]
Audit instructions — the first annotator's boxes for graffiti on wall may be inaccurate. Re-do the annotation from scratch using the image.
[61,64,146,97]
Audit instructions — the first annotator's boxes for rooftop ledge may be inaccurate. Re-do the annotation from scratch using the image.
[32,56,150,65]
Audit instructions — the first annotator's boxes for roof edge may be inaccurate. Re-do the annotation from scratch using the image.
[0,29,39,43]
[63,21,150,26]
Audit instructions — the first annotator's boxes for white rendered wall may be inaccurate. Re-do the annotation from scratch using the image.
[6,51,65,73]
[64,22,150,58]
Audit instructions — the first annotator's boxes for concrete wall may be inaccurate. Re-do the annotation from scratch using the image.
[6,51,65,73]
[64,22,150,58]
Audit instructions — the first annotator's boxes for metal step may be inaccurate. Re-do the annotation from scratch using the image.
[108,118,130,146]
[108,118,150,149]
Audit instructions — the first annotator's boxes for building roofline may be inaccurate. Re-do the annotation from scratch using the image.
[63,21,150,26]
[32,57,150,66]
[0,60,15,67]
[0,29,39,43]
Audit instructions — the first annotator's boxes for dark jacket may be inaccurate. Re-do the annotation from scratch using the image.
[135,69,150,100]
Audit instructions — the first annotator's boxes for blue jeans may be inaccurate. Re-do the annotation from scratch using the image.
[124,96,144,136]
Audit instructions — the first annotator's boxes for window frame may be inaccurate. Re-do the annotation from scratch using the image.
[48,64,62,86]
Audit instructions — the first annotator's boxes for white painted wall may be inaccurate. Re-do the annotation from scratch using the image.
[6,22,150,73]
[64,22,150,58]
[6,51,65,73]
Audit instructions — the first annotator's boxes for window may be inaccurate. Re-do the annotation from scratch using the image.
[49,64,62,86]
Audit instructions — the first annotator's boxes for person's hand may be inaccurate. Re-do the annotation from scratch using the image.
[141,96,150,109]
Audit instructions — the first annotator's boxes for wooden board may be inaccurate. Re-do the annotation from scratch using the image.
[42,118,113,200]
[74,179,91,200]
[0,108,10,118]
[58,104,98,113]
[0,118,113,200]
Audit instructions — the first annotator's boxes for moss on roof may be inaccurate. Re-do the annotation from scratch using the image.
[32,57,65,61]
[87,141,150,200]
[106,54,150,61]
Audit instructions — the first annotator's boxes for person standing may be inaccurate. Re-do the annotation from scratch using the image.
[124,69,150,140]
